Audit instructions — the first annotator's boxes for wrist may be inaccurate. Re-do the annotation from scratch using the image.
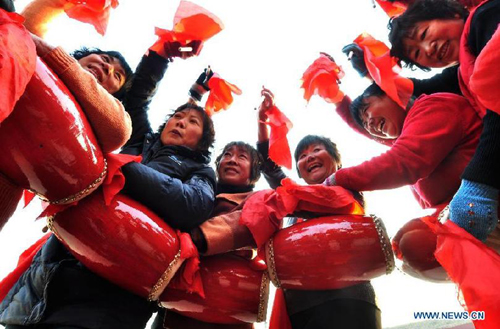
[190,227,207,253]
[461,179,499,199]
[188,83,208,102]
[324,173,336,186]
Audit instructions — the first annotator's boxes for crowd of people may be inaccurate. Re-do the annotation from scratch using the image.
[0,0,498,328]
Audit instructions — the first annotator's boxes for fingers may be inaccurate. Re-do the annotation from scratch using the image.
[164,40,203,59]
[188,40,203,56]
[204,66,213,81]
[342,44,363,61]
[260,86,274,108]
[261,86,274,99]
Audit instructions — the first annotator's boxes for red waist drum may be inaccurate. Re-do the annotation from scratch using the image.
[265,214,395,290]
[160,254,270,325]
[392,217,449,282]
[49,190,183,301]
[394,207,500,283]
[0,58,105,204]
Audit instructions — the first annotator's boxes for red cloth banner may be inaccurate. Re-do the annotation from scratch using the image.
[423,216,500,328]
[240,179,364,247]
[375,0,407,17]
[0,10,36,123]
[301,53,345,104]
[149,1,223,58]
[265,105,293,169]
[205,75,242,115]
[65,0,119,35]
[354,33,414,109]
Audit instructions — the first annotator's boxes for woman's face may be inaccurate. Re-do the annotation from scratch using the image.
[78,53,126,94]
[160,109,204,150]
[402,18,464,68]
[359,95,406,139]
[217,146,252,186]
[296,143,338,185]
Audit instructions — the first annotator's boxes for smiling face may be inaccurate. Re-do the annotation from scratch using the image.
[296,143,338,185]
[217,145,252,186]
[160,109,204,150]
[402,18,464,68]
[359,95,407,139]
[78,53,127,94]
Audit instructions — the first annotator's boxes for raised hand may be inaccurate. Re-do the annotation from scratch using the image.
[258,86,275,121]
[163,40,203,60]
[342,43,369,78]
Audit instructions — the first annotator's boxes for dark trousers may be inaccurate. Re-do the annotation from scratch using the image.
[289,299,382,329]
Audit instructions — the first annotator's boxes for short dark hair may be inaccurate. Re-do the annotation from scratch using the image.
[294,135,342,177]
[158,103,215,154]
[215,141,263,185]
[388,0,468,70]
[71,47,133,101]
[350,83,387,129]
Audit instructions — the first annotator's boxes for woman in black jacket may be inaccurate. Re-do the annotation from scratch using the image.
[0,45,216,329]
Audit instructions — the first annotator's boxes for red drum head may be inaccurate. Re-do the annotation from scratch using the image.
[50,190,182,300]
[160,254,269,325]
[392,218,449,282]
[0,58,105,204]
[266,215,395,290]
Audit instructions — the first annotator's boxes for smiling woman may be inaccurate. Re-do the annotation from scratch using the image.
[1,0,480,327]
[217,144,253,186]
[388,0,468,70]
[76,52,128,94]
[328,82,482,211]
[0,1,218,324]
[71,47,132,99]
[388,0,500,241]
[351,84,407,140]
[151,141,263,328]
[401,18,464,68]
[294,136,341,184]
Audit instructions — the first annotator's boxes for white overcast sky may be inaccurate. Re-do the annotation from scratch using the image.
[0,0,466,328]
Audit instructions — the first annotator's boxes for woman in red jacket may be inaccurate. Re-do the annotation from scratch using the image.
[388,0,500,241]
[325,83,481,211]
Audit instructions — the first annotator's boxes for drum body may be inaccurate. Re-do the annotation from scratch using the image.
[50,190,182,301]
[392,218,449,282]
[265,215,394,290]
[160,254,269,325]
[393,212,500,283]
[0,58,105,203]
